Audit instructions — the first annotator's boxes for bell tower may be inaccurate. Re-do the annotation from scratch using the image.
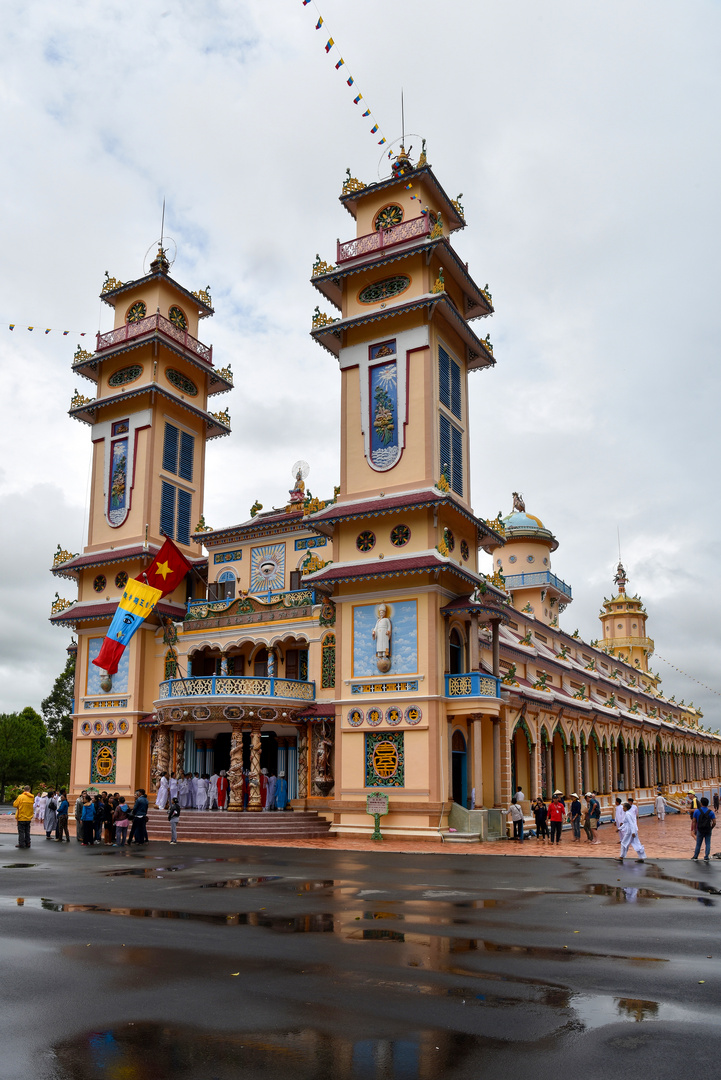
[599,561,654,674]
[51,246,232,795]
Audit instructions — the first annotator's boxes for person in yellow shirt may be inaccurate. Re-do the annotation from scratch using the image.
[13,786,36,849]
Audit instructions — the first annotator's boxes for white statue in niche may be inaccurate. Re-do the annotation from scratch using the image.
[372,604,392,673]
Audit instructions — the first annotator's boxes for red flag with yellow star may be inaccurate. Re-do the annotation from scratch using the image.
[135,536,193,597]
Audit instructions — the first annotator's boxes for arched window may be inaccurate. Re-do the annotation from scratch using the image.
[322,633,336,689]
[254,648,268,677]
[449,627,464,675]
[210,569,236,601]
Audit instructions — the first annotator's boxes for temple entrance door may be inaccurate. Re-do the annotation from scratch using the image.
[214,732,231,772]
[260,731,278,774]
[451,730,467,807]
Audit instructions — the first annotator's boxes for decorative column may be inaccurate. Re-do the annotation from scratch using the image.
[446,718,454,804]
[529,741,538,801]
[175,730,185,776]
[492,717,502,807]
[491,620,500,677]
[564,745,572,797]
[227,722,245,811]
[470,715,483,808]
[469,614,480,672]
[150,728,161,792]
[582,744,589,793]
[545,741,553,798]
[247,723,263,811]
[297,724,309,799]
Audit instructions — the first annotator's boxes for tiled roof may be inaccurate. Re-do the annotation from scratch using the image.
[52,544,207,577]
[50,599,186,626]
[305,551,480,588]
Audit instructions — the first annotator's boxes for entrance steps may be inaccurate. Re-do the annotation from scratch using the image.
[146,808,332,842]
[441,831,481,843]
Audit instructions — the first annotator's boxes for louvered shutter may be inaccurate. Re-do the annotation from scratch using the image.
[176,488,192,545]
[179,430,194,482]
[439,413,451,482]
[450,358,461,419]
[160,481,175,538]
[451,423,464,495]
[438,345,450,409]
[163,423,179,473]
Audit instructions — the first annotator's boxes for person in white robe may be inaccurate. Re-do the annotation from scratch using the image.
[625,798,639,830]
[178,774,190,809]
[618,801,646,862]
[33,794,41,821]
[169,772,179,802]
[654,792,666,821]
[614,798,625,831]
[190,773,200,810]
[197,774,209,811]
[43,794,58,839]
[155,773,170,811]
[208,772,219,810]
[266,773,277,811]
[35,792,48,824]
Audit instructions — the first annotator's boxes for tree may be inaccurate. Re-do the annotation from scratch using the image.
[41,652,76,741]
[0,707,47,800]
[44,735,72,791]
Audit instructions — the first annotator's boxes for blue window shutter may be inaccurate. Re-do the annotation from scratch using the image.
[176,488,192,545]
[438,345,450,409]
[179,430,194,482]
[439,413,451,482]
[451,424,464,496]
[163,423,179,474]
[160,481,175,538]
[450,359,461,419]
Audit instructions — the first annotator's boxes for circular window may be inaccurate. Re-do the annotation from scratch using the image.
[526,555,535,563]
[632,622,637,629]
[108,365,142,388]
[543,557,548,565]
[115,571,128,590]
[374,204,403,231]
[617,623,623,629]
[93,574,107,593]
[358,276,411,304]
[508,555,517,564]
[445,530,455,552]
[460,539,469,561]
[126,301,147,324]
[168,306,187,330]
[166,368,198,396]
[390,524,410,547]
[356,531,376,552]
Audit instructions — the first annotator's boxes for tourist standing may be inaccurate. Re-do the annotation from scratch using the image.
[583,795,600,844]
[208,771,219,810]
[93,796,104,843]
[515,786,525,804]
[548,792,566,845]
[13,786,35,849]
[80,796,96,845]
[509,798,524,841]
[113,801,130,846]
[569,794,582,841]
[168,797,181,844]
[618,801,646,863]
[533,797,548,841]
[276,771,288,811]
[654,791,667,821]
[587,792,602,832]
[155,772,170,810]
[266,772,277,811]
[44,792,58,839]
[714,793,720,813]
[74,791,86,841]
[217,771,229,811]
[55,791,70,842]
[34,791,48,825]
[691,797,716,862]
[129,789,149,845]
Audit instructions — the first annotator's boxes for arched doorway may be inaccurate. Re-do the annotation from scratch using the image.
[449,628,464,675]
[618,737,626,789]
[511,718,532,798]
[638,740,647,787]
[451,729,467,807]
[552,727,566,794]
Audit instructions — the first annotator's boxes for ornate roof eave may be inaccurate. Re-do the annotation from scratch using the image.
[440,596,511,624]
[310,293,495,370]
[100,270,214,317]
[50,598,186,628]
[192,510,308,547]
[51,544,207,580]
[339,164,466,231]
[311,236,493,320]
[71,336,232,396]
[68,383,232,440]
[303,551,481,590]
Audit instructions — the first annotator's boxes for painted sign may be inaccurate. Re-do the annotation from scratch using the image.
[353,600,418,677]
[90,739,117,784]
[366,793,389,816]
[365,732,404,788]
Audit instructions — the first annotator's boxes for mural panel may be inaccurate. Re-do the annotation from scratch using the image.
[87,636,129,694]
[250,543,285,591]
[90,738,117,785]
[108,437,128,525]
[369,347,401,470]
[353,600,418,677]
[365,732,404,788]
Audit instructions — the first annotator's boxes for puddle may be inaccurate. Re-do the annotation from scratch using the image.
[47,1022,475,1080]
[2,863,36,869]
[572,992,708,1028]
[34,898,335,932]
[585,883,715,906]
[201,875,283,889]
[105,865,187,878]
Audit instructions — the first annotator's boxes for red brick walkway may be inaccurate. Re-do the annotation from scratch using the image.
[1,810,709,859]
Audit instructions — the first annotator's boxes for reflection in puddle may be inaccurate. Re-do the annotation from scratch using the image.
[2,864,36,869]
[106,865,187,878]
[37,899,334,933]
[48,1022,473,1079]
[572,993,701,1029]
[585,882,716,906]
[201,876,282,888]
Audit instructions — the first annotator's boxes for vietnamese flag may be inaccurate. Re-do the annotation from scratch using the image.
[136,536,193,597]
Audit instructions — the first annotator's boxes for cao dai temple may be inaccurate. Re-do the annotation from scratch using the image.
[51,145,721,838]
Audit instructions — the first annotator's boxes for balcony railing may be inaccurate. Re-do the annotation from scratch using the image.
[337,214,431,264]
[186,588,317,619]
[502,571,572,600]
[158,675,316,702]
[445,673,501,699]
[96,313,213,365]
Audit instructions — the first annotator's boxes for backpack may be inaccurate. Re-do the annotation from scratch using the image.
[697,808,715,836]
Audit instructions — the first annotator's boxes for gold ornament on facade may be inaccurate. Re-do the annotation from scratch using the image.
[217,365,234,384]
[573,686,586,700]
[342,168,366,195]
[301,552,329,575]
[501,663,518,686]
[436,536,450,557]
[73,345,93,364]
[435,471,451,493]
[312,307,337,329]
[209,408,230,427]
[520,629,533,646]
[102,271,123,294]
[51,593,73,616]
[489,570,507,590]
[483,516,506,537]
[191,286,213,307]
[417,139,428,167]
[481,284,493,305]
[312,255,335,277]
[303,496,328,516]
[53,545,76,568]
[451,194,465,219]
[430,213,443,240]
[431,267,445,294]
[71,389,92,409]
[482,333,494,356]
[194,515,212,533]
[533,670,551,691]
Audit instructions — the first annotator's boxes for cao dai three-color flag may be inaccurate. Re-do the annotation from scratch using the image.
[92,537,192,675]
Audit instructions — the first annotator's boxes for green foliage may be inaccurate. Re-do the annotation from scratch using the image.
[43,735,72,791]
[41,652,76,741]
[0,707,47,800]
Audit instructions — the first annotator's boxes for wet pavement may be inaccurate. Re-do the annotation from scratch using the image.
[1,837,720,1079]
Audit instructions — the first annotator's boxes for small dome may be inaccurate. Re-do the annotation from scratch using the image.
[503,511,545,530]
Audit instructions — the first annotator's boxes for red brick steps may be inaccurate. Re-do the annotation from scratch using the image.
[146,808,332,842]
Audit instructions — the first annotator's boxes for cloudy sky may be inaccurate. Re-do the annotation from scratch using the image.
[1,0,719,723]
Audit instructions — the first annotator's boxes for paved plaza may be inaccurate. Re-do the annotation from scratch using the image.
[1,818,720,1079]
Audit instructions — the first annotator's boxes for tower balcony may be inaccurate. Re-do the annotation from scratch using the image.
[445,673,502,699]
[96,312,213,364]
[602,635,655,654]
[503,570,572,601]
[156,674,316,706]
[337,214,431,264]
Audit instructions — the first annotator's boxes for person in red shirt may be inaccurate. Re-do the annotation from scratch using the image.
[548,791,567,845]
[217,771,230,811]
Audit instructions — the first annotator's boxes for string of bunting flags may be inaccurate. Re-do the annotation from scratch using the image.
[302,0,387,147]
[655,654,721,699]
[5,324,88,336]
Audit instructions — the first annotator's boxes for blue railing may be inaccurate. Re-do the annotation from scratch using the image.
[186,587,317,617]
[502,570,572,600]
[445,673,502,698]
[158,675,316,702]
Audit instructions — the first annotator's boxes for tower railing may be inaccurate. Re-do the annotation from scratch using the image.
[502,570,572,599]
[96,313,213,364]
[158,675,316,702]
[337,214,431,264]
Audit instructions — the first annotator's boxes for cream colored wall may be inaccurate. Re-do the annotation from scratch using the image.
[494,538,553,574]
[73,739,92,786]
[86,426,151,555]
[344,254,426,320]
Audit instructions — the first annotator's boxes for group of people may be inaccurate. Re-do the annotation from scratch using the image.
[509,789,603,845]
[154,768,288,812]
[31,789,71,841]
[74,789,149,846]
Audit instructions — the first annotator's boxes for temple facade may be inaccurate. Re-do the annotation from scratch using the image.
[52,146,721,836]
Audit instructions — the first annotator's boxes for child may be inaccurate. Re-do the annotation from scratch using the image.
[168,797,181,844]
